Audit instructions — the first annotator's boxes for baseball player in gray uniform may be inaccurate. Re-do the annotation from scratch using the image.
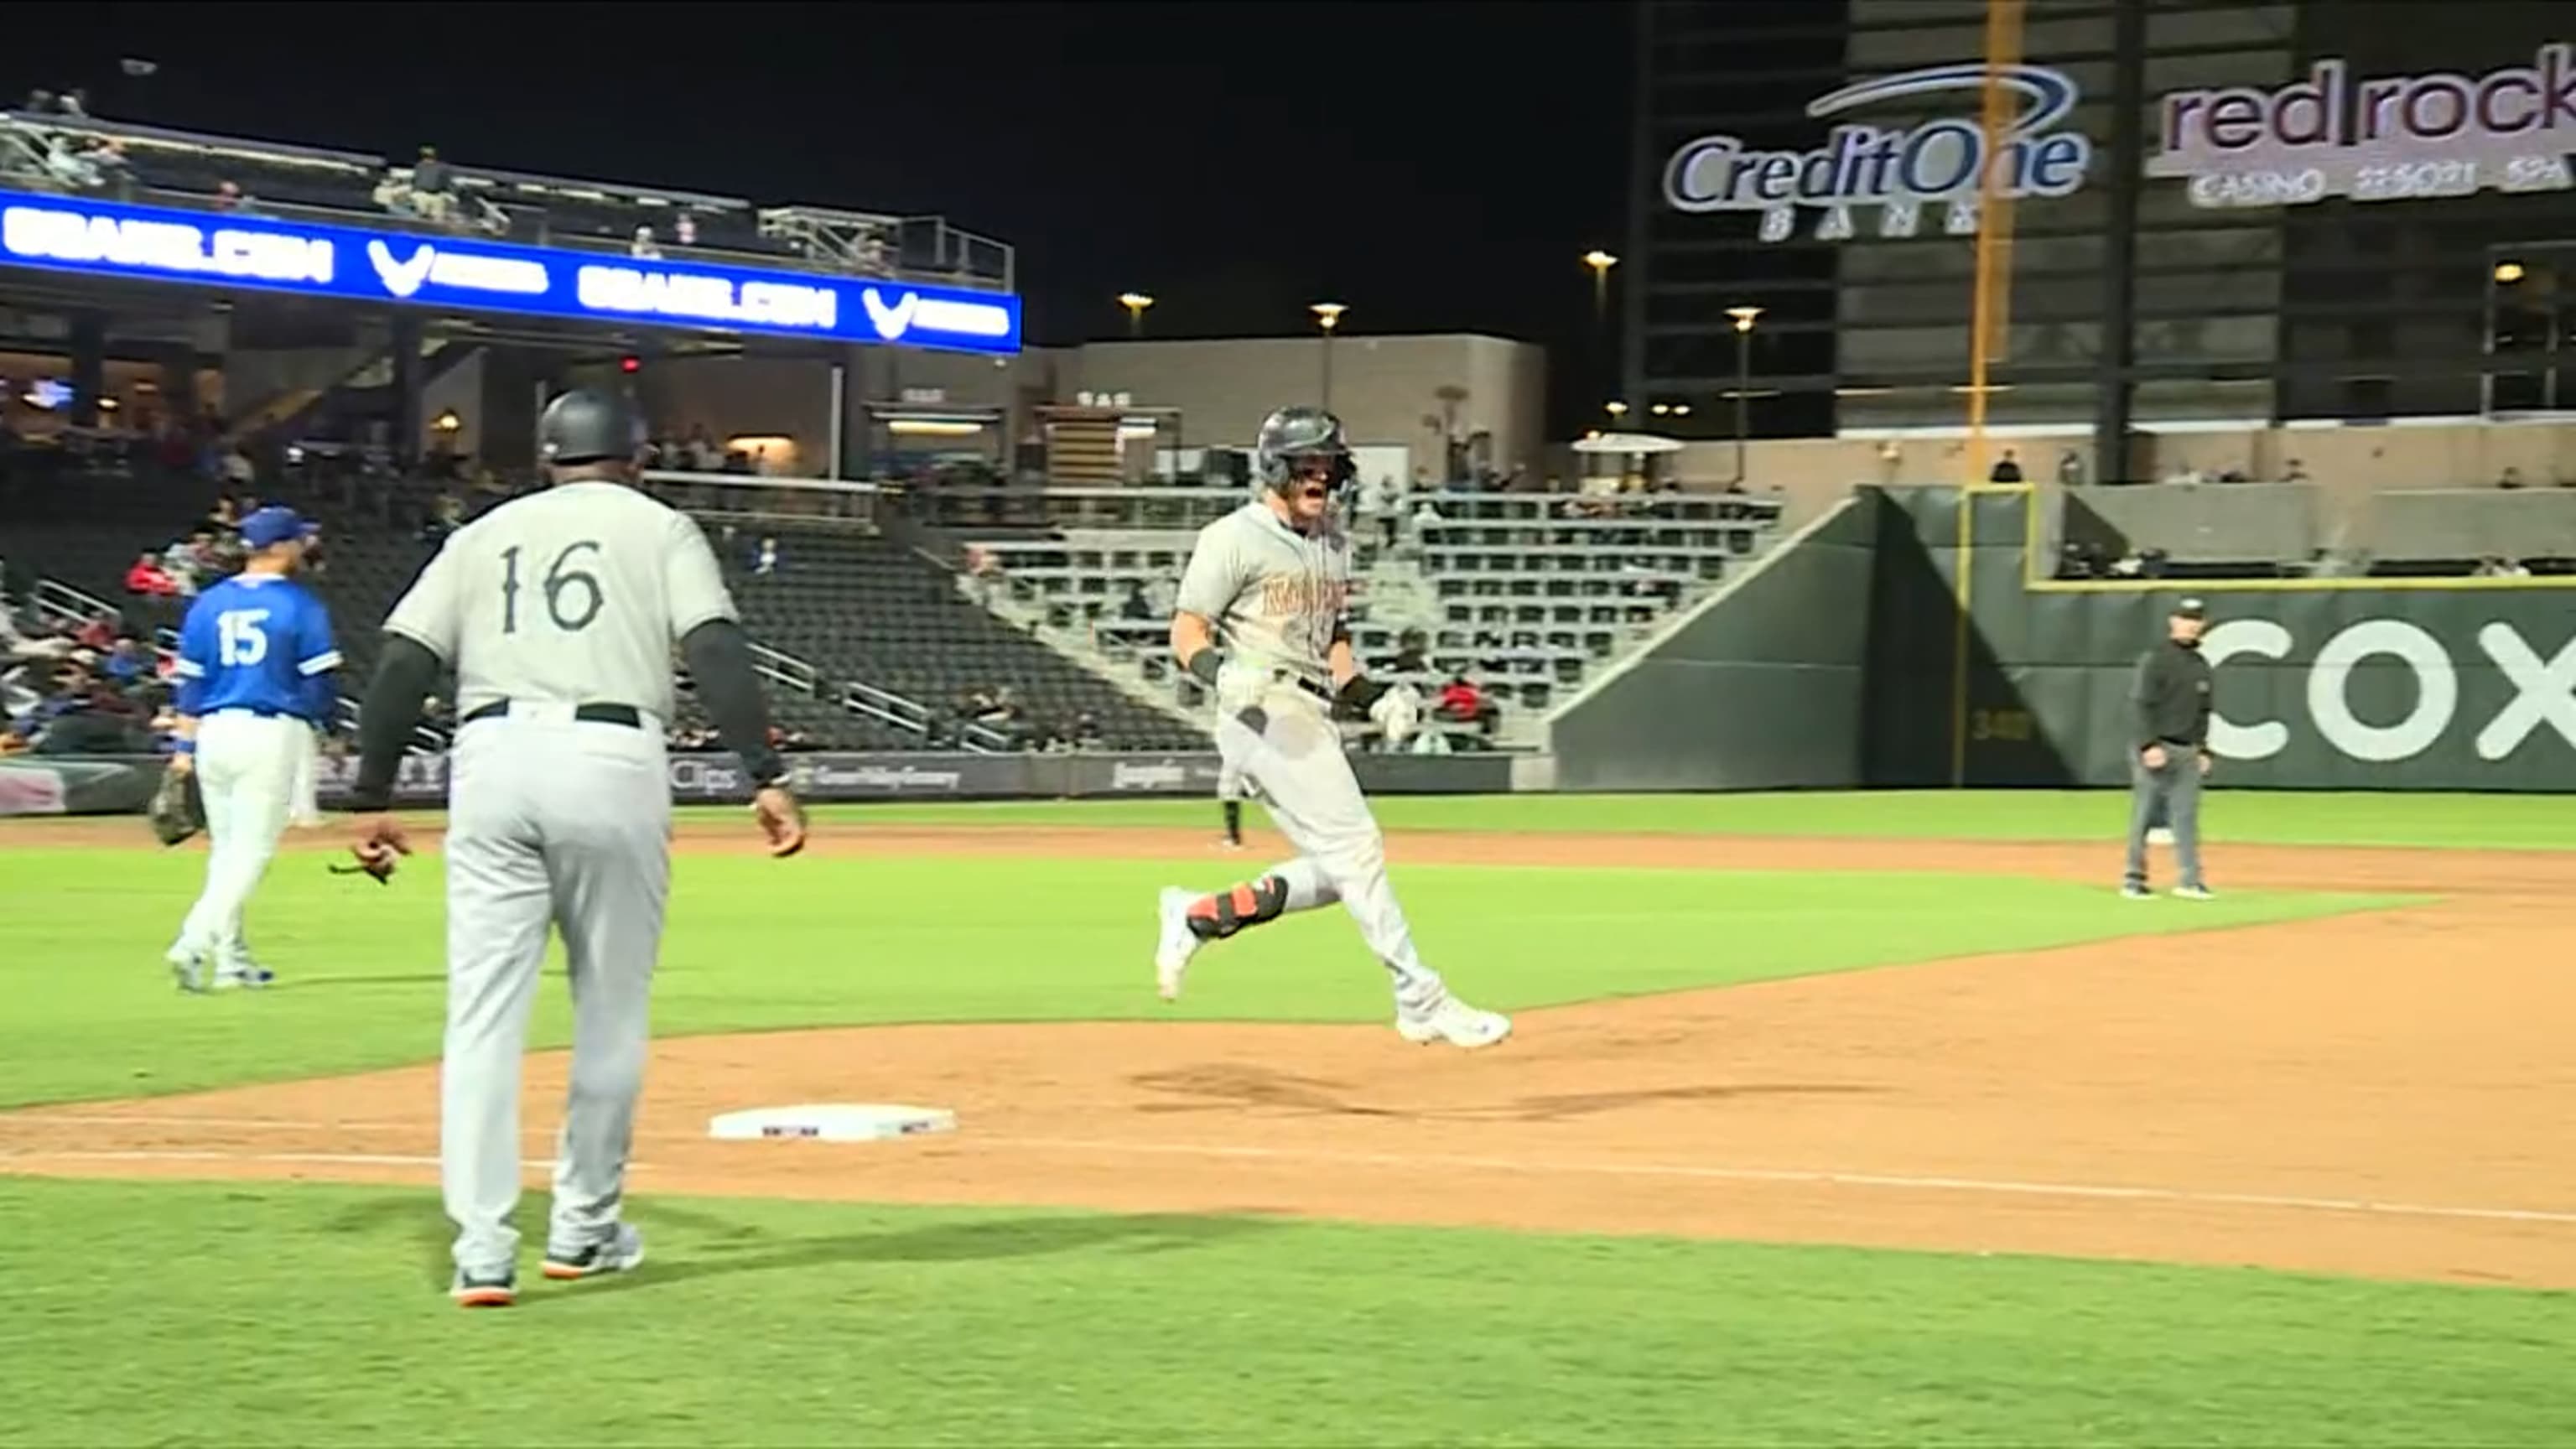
[1154,406,1509,1049]
[343,389,808,1309]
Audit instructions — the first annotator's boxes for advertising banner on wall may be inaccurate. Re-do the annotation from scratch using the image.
[0,190,1021,353]
[0,756,163,816]
[285,750,1517,807]
[2150,44,2576,208]
[1662,63,2093,242]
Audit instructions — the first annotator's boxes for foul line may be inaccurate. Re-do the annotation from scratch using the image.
[974,1135,2576,1227]
[5,1115,2572,1228]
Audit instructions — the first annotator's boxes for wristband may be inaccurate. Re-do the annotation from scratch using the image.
[173,739,196,756]
[1185,649,1223,686]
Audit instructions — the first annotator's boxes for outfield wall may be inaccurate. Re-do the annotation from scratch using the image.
[0,749,1519,817]
[1545,498,1877,792]
[1552,485,2576,793]
[1877,487,2576,791]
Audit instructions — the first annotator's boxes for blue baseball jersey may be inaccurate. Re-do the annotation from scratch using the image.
[174,573,341,722]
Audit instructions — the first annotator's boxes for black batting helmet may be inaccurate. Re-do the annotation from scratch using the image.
[538,387,648,466]
[1254,405,1355,496]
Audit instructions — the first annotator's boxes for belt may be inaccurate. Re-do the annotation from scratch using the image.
[460,700,645,730]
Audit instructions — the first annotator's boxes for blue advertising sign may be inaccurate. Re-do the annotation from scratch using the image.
[0,189,1021,354]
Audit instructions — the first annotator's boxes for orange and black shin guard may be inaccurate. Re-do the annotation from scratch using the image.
[1187,874,1287,941]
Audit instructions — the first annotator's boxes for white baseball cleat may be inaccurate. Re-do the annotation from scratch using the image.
[1154,887,1203,1002]
[1395,989,1513,1049]
[165,946,207,995]
[212,961,277,990]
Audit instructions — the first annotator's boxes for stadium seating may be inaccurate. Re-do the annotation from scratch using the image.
[953,487,1784,743]
[712,526,1201,750]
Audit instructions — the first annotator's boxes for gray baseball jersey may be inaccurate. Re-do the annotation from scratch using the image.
[1176,501,1353,690]
[383,481,735,719]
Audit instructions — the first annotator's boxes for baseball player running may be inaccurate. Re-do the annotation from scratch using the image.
[343,389,808,1309]
[164,506,339,991]
[1154,406,1509,1049]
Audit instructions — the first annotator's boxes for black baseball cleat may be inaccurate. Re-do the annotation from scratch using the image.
[543,1223,646,1281]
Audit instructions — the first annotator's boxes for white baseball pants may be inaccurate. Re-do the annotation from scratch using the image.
[1213,686,1441,1001]
[169,709,306,969]
[440,709,672,1279]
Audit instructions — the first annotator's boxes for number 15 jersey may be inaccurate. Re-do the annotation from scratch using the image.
[384,481,739,722]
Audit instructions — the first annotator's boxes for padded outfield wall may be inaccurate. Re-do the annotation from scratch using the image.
[1551,486,2576,793]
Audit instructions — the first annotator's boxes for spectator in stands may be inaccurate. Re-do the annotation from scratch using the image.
[1073,712,1104,750]
[421,491,465,541]
[102,634,150,688]
[1382,628,1431,677]
[674,212,699,247]
[1119,581,1153,621]
[2282,458,2309,482]
[751,534,780,576]
[1437,674,1499,740]
[23,89,55,113]
[73,610,117,652]
[630,226,663,260]
[687,425,721,471]
[2475,555,2532,579]
[1368,474,1403,551]
[2499,466,2527,490]
[124,551,178,597]
[60,88,89,118]
[410,146,455,222]
[2057,449,2085,486]
[213,179,259,215]
[1410,494,1444,538]
[1988,449,2024,484]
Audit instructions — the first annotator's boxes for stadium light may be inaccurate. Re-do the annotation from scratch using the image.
[1118,292,1155,336]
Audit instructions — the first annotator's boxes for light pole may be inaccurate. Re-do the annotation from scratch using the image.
[1311,301,1348,410]
[1582,250,1618,413]
[1726,305,1763,485]
[1118,291,1155,338]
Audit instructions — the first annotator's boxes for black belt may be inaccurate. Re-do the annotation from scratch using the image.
[460,701,645,730]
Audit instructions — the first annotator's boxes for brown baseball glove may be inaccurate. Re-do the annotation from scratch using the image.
[148,764,205,848]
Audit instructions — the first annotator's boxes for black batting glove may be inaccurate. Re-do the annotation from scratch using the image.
[1333,674,1389,720]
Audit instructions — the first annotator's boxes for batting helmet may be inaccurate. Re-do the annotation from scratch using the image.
[1254,406,1356,496]
[538,387,648,466]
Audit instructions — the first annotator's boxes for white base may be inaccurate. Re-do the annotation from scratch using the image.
[708,1103,958,1142]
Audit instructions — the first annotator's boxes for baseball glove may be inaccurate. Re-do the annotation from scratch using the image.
[148,766,205,848]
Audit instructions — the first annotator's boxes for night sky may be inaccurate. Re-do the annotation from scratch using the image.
[17,3,1636,425]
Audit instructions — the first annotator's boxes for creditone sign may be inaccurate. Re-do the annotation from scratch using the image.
[2152,44,2576,208]
[1662,63,2092,242]
[0,190,1022,353]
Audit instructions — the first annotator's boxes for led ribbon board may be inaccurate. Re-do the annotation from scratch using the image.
[0,189,1021,354]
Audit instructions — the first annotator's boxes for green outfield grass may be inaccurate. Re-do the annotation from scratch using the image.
[1,793,2561,1446]
[3,1177,2569,1447]
[809,788,2576,851]
[0,849,2392,1109]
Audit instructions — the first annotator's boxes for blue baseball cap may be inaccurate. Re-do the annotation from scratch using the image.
[239,506,318,550]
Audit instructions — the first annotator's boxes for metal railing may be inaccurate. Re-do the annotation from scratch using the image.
[839,678,1010,754]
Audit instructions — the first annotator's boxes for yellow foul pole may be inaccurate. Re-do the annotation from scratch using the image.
[1951,0,2027,787]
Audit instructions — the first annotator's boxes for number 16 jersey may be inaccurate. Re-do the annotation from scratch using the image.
[383,481,739,722]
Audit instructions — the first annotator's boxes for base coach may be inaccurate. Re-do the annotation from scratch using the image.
[2123,597,2215,901]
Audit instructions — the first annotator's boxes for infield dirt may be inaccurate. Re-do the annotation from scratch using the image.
[6,818,2572,1288]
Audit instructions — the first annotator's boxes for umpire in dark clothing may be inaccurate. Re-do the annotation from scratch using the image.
[2124,597,2215,898]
